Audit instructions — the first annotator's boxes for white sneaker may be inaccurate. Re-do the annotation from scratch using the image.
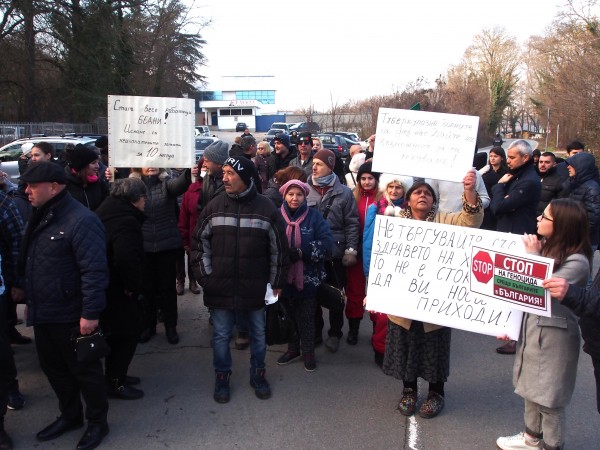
[496,432,542,450]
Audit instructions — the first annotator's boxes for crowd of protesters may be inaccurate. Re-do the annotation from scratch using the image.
[0,131,599,450]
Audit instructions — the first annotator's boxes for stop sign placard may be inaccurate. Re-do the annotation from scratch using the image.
[472,250,494,283]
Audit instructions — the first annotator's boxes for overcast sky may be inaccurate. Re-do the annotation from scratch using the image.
[190,0,564,111]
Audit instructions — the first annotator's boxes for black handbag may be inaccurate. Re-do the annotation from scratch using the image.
[265,301,293,346]
[317,261,346,313]
[316,198,347,313]
[74,329,111,363]
[317,281,346,312]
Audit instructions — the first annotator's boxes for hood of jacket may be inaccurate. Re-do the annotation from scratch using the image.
[566,152,599,185]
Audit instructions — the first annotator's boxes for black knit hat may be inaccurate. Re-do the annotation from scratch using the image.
[68,144,99,171]
[356,161,380,182]
[223,156,255,187]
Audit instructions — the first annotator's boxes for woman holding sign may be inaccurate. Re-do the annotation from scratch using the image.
[382,171,482,419]
[496,199,591,450]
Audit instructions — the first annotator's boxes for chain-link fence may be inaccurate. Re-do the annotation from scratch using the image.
[0,122,100,146]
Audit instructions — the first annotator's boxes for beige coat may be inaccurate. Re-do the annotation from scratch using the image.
[388,204,484,332]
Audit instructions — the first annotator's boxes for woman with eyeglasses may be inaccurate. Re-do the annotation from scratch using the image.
[496,198,591,450]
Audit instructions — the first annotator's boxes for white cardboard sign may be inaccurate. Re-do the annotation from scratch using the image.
[107,95,195,168]
[371,108,479,182]
[366,216,528,340]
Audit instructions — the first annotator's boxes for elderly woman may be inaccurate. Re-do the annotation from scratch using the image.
[96,178,148,399]
[132,166,193,345]
[276,180,332,371]
[363,173,413,366]
[383,171,482,419]
[65,144,109,211]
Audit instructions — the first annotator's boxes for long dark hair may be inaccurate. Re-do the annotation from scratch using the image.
[542,198,592,267]
[489,146,508,170]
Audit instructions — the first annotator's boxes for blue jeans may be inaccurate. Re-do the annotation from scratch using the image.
[212,308,266,373]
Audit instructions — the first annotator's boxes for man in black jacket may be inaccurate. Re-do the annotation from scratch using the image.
[267,133,297,180]
[536,151,566,216]
[490,139,541,235]
[192,156,289,404]
[489,140,541,355]
[20,162,109,450]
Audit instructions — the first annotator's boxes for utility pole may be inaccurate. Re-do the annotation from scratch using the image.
[545,107,550,149]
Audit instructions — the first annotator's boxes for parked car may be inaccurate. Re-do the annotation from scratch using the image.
[270,122,290,133]
[332,131,361,142]
[0,136,98,181]
[235,122,248,132]
[318,133,353,158]
[290,122,320,133]
[263,129,288,145]
[195,126,210,136]
[478,138,539,156]
[195,136,219,160]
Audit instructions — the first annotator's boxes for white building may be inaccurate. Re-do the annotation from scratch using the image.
[196,75,280,131]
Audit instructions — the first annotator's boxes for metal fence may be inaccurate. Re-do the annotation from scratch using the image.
[0,122,100,146]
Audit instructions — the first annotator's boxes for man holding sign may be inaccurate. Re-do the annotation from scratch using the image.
[380,171,482,419]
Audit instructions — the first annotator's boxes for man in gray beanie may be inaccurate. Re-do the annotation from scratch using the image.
[200,140,229,211]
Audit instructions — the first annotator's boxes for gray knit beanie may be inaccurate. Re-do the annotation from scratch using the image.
[203,140,230,165]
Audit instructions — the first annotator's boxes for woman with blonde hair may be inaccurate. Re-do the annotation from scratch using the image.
[363,173,413,365]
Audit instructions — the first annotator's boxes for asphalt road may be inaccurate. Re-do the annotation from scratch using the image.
[5,134,599,448]
[7,288,599,449]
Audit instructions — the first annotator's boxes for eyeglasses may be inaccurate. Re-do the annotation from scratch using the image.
[299,141,311,146]
[541,212,554,222]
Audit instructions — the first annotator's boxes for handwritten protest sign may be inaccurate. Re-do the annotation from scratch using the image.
[371,108,479,182]
[470,247,553,317]
[107,95,195,168]
[364,216,551,340]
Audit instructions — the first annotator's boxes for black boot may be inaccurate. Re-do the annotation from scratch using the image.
[0,418,13,450]
[346,318,361,345]
[107,378,144,400]
[165,327,179,345]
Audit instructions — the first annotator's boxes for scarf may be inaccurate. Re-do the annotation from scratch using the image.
[280,202,309,290]
[313,173,336,187]
[397,204,436,222]
[71,168,98,184]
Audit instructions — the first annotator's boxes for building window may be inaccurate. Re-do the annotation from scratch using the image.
[236,90,275,104]
[219,108,254,116]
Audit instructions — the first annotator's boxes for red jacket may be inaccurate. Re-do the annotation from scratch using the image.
[178,179,202,250]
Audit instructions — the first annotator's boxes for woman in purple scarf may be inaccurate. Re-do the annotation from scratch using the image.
[276,180,333,372]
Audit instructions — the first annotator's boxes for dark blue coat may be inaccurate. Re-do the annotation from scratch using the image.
[280,203,332,299]
[490,161,541,234]
[24,191,108,325]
